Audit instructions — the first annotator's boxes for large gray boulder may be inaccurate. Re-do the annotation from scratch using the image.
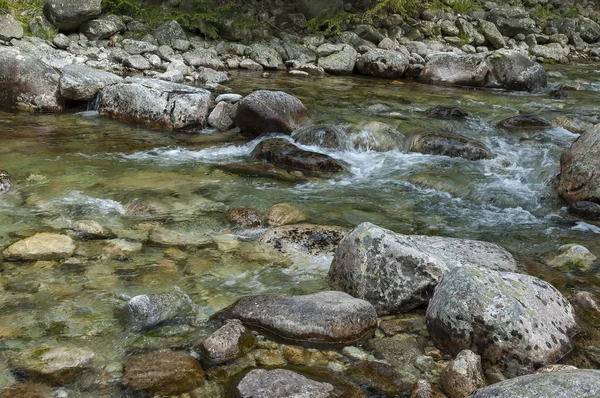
[426,267,579,377]
[234,90,309,138]
[328,222,517,315]
[0,14,24,41]
[79,15,125,40]
[98,77,211,131]
[558,125,600,203]
[0,47,64,112]
[216,291,378,347]
[60,64,122,101]
[470,369,600,397]
[579,17,600,43]
[236,369,335,398]
[183,48,225,70]
[420,49,547,92]
[153,20,187,47]
[317,44,358,76]
[43,0,101,31]
[356,49,409,79]
[250,43,284,70]
[478,20,506,49]
[251,138,345,173]
[487,7,537,37]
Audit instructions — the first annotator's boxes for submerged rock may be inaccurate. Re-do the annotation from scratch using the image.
[226,207,264,229]
[59,64,122,101]
[0,382,54,398]
[98,77,211,131]
[251,138,344,173]
[198,319,257,364]
[424,106,469,119]
[3,233,76,261]
[558,125,600,203]
[426,267,579,377]
[328,222,517,315]
[410,133,493,160]
[0,170,15,194]
[43,0,101,31]
[216,162,309,183]
[236,369,335,398]
[260,223,348,256]
[346,361,409,394]
[235,90,309,138]
[124,288,195,331]
[124,350,204,395]
[470,369,600,397]
[71,220,114,239]
[216,291,377,347]
[547,244,596,272]
[267,203,307,226]
[497,115,550,129]
[568,201,600,219]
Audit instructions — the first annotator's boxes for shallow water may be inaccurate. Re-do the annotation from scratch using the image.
[1,64,600,394]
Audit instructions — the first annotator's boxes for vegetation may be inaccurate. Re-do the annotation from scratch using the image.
[0,0,45,26]
[304,11,355,36]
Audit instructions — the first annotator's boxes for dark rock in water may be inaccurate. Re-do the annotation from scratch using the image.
[124,288,195,331]
[216,162,309,182]
[124,350,204,395]
[411,379,447,398]
[424,106,469,119]
[329,222,517,315]
[426,266,579,378]
[346,361,409,394]
[216,291,378,347]
[235,90,309,138]
[0,170,15,194]
[259,223,348,256]
[497,115,550,129]
[470,369,600,398]
[549,90,568,100]
[198,319,257,364]
[226,207,264,228]
[0,382,54,398]
[568,201,600,219]
[236,369,335,398]
[252,138,344,173]
[558,125,600,203]
[410,133,493,160]
[43,0,101,31]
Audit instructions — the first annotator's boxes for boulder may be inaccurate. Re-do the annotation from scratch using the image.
[426,267,579,377]
[216,291,377,347]
[183,48,225,70]
[124,288,195,331]
[328,222,517,315]
[259,223,348,256]
[59,64,122,101]
[234,90,309,137]
[317,44,358,76]
[251,138,345,173]
[0,14,24,41]
[410,133,493,161]
[208,101,237,131]
[43,0,101,31]
[478,20,505,49]
[124,55,152,70]
[487,7,537,37]
[79,15,125,40]
[356,49,409,79]
[579,18,600,43]
[250,44,284,69]
[568,201,600,219]
[122,39,158,55]
[547,244,596,272]
[3,233,75,261]
[8,347,95,385]
[153,20,187,47]
[198,319,257,364]
[440,350,486,398]
[497,115,550,129]
[98,77,212,131]
[420,49,547,92]
[470,369,600,397]
[236,369,335,398]
[0,47,64,112]
[558,125,600,203]
[267,203,306,226]
[124,351,204,395]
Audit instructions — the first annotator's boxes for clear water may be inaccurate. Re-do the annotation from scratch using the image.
[1,64,600,393]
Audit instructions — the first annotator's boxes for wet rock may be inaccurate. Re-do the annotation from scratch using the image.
[104,239,143,259]
[217,162,309,183]
[0,47,64,112]
[153,20,187,47]
[183,48,225,70]
[43,0,101,31]
[356,49,409,79]
[267,203,306,226]
[410,133,493,161]
[217,291,377,347]
[199,319,257,364]
[236,368,335,398]
[80,15,125,40]
[440,350,486,398]
[9,347,95,385]
[235,90,309,138]
[208,101,237,131]
[497,115,550,129]
[250,43,284,69]
[426,266,579,377]
[98,77,211,131]
[551,116,592,134]
[59,64,122,101]
[0,382,54,398]
[558,125,600,203]
[3,233,75,261]
[0,170,15,194]
[574,291,599,310]
[71,220,114,239]
[317,44,358,76]
[346,361,409,394]
[124,350,204,395]
[424,106,469,119]
[124,288,195,331]
[411,379,448,398]
[260,223,348,256]
[470,369,600,397]
[226,207,264,229]
[251,138,344,173]
[547,244,596,272]
[329,223,517,315]
[0,14,24,41]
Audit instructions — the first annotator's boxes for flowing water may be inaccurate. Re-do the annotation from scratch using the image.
[1,64,600,394]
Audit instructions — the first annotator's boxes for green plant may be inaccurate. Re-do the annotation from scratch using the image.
[364,0,419,20]
[426,0,450,13]
[451,0,481,15]
[562,6,580,18]
[0,0,46,27]
[305,11,354,35]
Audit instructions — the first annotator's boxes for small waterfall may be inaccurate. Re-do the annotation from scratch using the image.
[87,92,102,112]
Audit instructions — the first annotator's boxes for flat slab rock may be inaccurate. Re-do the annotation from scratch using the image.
[236,369,335,398]
[426,266,579,378]
[3,233,76,261]
[259,223,348,256]
[328,222,517,315]
[470,369,600,397]
[216,291,377,347]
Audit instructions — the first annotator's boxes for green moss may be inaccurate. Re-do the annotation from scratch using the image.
[0,0,45,28]
[450,0,482,15]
